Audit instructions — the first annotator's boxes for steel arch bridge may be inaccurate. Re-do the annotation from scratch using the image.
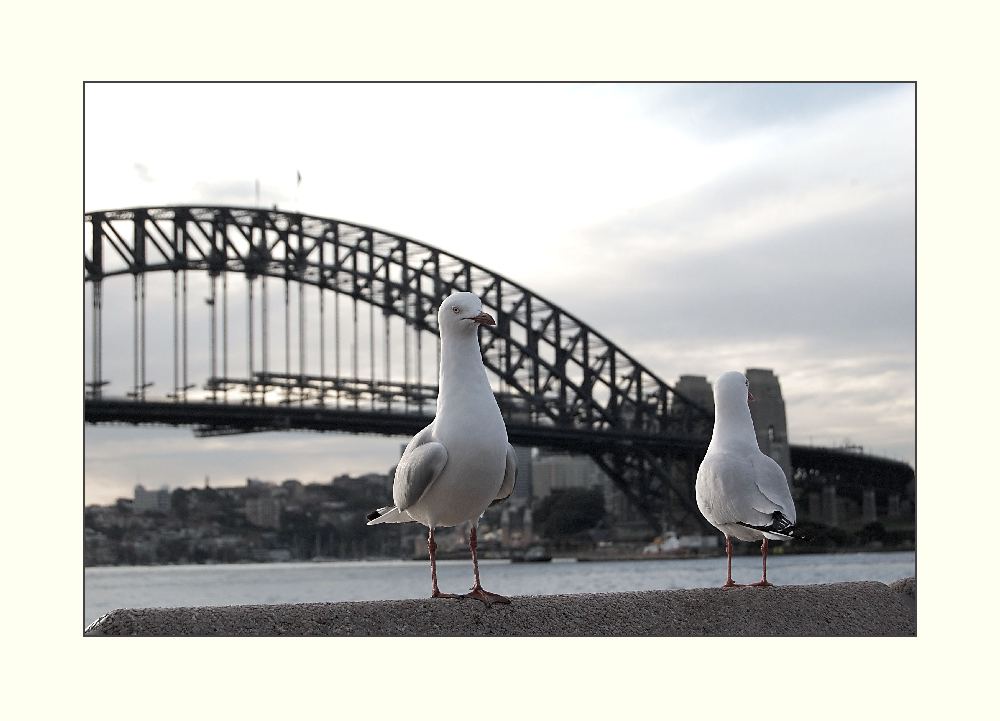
[84,205,913,533]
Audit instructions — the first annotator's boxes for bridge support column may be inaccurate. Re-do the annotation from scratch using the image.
[808,491,822,520]
[822,485,839,527]
[862,489,877,524]
[888,493,901,519]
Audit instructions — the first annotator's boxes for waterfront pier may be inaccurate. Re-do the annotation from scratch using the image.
[86,577,916,636]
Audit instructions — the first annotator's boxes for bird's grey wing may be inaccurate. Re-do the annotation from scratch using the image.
[751,453,796,523]
[699,452,777,528]
[392,427,448,512]
[490,443,517,507]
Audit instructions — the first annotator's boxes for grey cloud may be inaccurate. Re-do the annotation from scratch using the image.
[85,83,916,502]
[636,82,909,138]
[586,133,911,253]
[525,152,914,468]
[556,192,914,357]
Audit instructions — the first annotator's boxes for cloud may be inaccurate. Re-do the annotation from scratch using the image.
[84,83,916,503]
[536,85,915,359]
[572,192,915,351]
[639,82,909,138]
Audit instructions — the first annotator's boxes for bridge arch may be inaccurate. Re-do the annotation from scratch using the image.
[85,205,715,531]
[85,206,711,430]
[85,205,913,534]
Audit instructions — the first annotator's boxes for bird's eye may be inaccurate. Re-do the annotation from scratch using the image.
[452,307,460,314]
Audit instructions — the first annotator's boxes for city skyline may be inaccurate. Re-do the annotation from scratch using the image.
[85,82,915,505]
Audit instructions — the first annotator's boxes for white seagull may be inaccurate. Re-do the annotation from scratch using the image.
[695,370,799,587]
[367,291,516,604]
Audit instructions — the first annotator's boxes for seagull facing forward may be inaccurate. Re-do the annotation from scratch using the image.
[696,370,799,587]
[367,291,516,605]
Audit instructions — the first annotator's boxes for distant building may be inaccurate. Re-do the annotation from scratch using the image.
[133,484,171,513]
[245,495,282,529]
[674,374,714,414]
[510,445,534,503]
[333,472,391,496]
[281,479,304,499]
[531,451,606,499]
[530,450,643,532]
[745,368,792,481]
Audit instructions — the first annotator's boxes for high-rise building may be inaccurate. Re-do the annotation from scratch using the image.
[531,451,606,499]
[245,495,282,529]
[133,484,171,513]
[530,450,636,524]
[745,368,792,481]
[510,445,534,503]
[674,374,714,414]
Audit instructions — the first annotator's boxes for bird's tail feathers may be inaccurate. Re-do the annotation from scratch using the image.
[366,506,413,525]
[760,528,802,541]
[739,511,808,541]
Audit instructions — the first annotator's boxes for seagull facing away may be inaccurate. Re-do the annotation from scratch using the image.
[696,370,799,587]
[367,291,516,605]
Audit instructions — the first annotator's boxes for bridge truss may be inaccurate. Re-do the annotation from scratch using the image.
[84,206,912,533]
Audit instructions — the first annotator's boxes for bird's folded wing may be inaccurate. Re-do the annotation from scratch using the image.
[751,454,796,523]
[701,453,779,527]
[490,443,518,506]
[392,440,448,512]
[366,505,412,525]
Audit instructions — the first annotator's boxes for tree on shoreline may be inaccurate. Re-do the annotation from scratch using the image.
[534,487,606,542]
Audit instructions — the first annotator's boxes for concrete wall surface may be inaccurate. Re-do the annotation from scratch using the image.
[86,578,916,637]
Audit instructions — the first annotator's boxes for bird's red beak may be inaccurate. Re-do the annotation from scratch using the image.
[748,390,756,403]
[471,311,496,326]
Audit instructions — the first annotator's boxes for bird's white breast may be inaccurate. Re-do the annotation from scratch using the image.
[408,398,508,528]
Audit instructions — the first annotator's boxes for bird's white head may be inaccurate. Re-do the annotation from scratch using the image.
[714,370,754,409]
[437,291,495,337]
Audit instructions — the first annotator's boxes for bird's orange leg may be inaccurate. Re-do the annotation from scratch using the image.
[428,528,460,599]
[723,536,743,588]
[750,538,774,587]
[463,526,510,605]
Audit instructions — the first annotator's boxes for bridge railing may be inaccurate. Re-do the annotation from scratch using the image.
[85,205,714,441]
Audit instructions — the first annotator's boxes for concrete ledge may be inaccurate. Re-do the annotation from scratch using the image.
[86,577,916,637]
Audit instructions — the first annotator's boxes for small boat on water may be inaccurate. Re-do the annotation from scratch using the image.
[510,545,552,563]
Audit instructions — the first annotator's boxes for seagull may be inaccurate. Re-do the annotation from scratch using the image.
[367,291,516,605]
[695,370,799,587]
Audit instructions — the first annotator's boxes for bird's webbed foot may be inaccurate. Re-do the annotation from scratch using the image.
[463,585,511,605]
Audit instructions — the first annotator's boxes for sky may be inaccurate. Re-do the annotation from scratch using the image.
[84,82,915,505]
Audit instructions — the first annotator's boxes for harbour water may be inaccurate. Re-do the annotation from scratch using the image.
[84,550,914,629]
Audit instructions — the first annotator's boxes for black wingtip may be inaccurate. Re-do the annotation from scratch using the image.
[786,526,810,541]
[738,510,806,539]
[366,509,380,522]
